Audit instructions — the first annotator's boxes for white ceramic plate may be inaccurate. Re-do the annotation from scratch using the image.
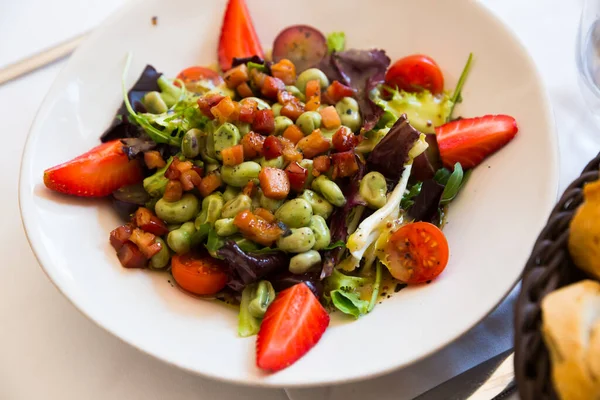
[19,0,557,387]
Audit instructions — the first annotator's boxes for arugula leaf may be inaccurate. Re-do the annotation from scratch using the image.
[330,290,369,318]
[440,163,464,205]
[205,227,225,252]
[247,61,267,73]
[447,53,473,122]
[401,182,422,209]
[322,241,346,251]
[433,168,452,185]
[326,32,346,53]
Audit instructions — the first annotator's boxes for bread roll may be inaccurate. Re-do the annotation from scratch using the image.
[569,180,600,279]
[541,280,600,400]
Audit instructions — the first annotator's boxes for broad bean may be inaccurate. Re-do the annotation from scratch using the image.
[311,175,346,207]
[335,97,362,132]
[300,189,333,219]
[167,222,196,254]
[277,227,316,253]
[289,250,322,274]
[221,162,262,187]
[308,215,331,250]
[142,91,168,114]
[195,192,224,228]
[248,281,276,318]
[296,68,330,92]
[242,97,271,110]
[296,111,322,135]
[274,116,293,135]
[149,237,170,269]
[285,85,305,102]
[222,194,252,218]
[155,194,200,224]
[215,218,239,236]
[222,185,241,203]
[359,171,387,209]
[298,159,315,189]
[213,123,241,160]
[272,103,283,117]
[181,128,203,158]
[258,156,286,169]
[258,189,284,212]
[274,198,313,228]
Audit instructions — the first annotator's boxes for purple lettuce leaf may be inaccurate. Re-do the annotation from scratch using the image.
[367,115,420,183]
[217,241,289,292]
[407,179,444,224]
[101,65,162,142]
[269,268,323,298]
[317,49,390,131]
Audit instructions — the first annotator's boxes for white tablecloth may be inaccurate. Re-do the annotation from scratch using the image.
[0,0,593,398]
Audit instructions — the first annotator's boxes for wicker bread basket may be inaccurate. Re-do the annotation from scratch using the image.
[514,153,600,399]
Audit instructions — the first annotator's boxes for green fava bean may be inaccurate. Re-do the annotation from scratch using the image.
[258,189,284,212]
[222,185,241,203]
[167,222,196,254]
[272,103,283,117]
[181,128,203,158]
[195,192,224,228]
[155,194,200,224]
[289,250,322,274]
[213,123,241,160]
[248,281,276,318]
[258,156,286,169]
[360,171,387,209]
[296,111,322,135]
[296,68,330,92]
[236,122,251,136]
[300,189,333,219]
[298,159,315,189]
[142,91,168,114]
[215,218,239,236]
[275,198,313,228]
[335,97,362,132]
[222,194,253,218]
[277,227,316,253]
[205,163,220,174]
[311,175,346,207]
[149,237,170,269]
[285,85,305,102]
[242,97,271,110]
[308,215,331,250]
[274,116,293,135]
[221,162,262,187]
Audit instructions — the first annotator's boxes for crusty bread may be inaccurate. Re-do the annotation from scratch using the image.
[568,180,600,280]
[541,280,600,400]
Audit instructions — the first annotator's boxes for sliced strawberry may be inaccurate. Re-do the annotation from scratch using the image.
[256,283,329,372]
[218,0,264,71]
[435,115,518,169]
[44,140,144,197]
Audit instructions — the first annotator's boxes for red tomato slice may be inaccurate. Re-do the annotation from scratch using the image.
[384,222,449,284]
[175,66,224,93]
[171,252,228,295]
[385,55,444,95]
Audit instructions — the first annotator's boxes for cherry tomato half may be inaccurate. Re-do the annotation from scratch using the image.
[171,252,228,295]
[385,55,444,95]
[175,66,224,94]
[384,222,449,284]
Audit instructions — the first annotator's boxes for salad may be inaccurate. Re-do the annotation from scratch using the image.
[42,0,518,372]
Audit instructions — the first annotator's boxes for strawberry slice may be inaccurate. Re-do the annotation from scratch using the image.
[256,283,329,372]
[218,0,264,71]
[435,115,518,169]
[44,140,144,197]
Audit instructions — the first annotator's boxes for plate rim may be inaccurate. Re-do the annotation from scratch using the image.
[18,0,559,388]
